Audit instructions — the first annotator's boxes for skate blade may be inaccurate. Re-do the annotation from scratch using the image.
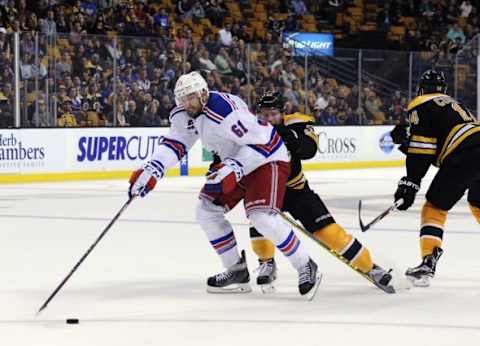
[206,283,252,294]
[260,283,276,294]
[406,275,430,287]
[305,273,323,301]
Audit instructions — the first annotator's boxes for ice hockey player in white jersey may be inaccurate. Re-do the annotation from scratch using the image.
[128,71,321,298]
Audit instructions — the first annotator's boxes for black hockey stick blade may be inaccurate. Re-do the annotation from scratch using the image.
[36,196,136,315]
[358,199,403,232]
[358,200,367,232]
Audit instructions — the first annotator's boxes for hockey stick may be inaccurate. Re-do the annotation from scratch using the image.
[36,196,136,315]
[279,212,394,293]
[358,199,403,232]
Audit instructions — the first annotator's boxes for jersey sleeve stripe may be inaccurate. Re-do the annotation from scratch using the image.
[247,128,283,157]
[219,92,238,110]
[409,141,437,149]
[159,137,187,160]
[407,148,437,155]
[204,110,222,124]
[411,135,437,143]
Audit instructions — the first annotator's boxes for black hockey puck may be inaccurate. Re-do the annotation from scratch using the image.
[66,318,79,324]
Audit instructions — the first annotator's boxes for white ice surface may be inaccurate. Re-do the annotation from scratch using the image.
[1,167,480,346]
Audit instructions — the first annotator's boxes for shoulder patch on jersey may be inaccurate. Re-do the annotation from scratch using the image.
[205,92,237,123]
[169,106,186,120]
[407,93,447,112]
[283,113,315,126]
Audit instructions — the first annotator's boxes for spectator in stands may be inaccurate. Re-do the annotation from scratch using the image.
[57,101,78,127]
[291,0,308,16]
[20,52,47,80]
[198,46,217,72]
[116,102,129,127]
[447,22,466,45]
[138,93,160,126]
[420,0,435,17]
[364,90,385,124]
[219,23,233,47]
[137,68,151,92]
[153,8,169,30]
[460,1,473,18]
[124,100,141,126]
[192,2,206,19]
[214,47,234,75]
[204,1,227,27]
[0,88,13,128]
[177,0,193,18]
[39,10,56,36]
[157,94,173,126]
[318,105,338,125]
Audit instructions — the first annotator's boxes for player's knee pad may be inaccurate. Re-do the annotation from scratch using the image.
[468,204,480,224]
[420,202,447,257]
[314,223,372,273]
[249,211,289,245]
[195,198,228,232]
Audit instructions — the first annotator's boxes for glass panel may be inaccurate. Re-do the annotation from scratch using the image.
[361,49,410,125]
[454,35,478,115]
[19,31,50,127]
[49,33,113,127]
[9,32,477,128]
[115,34,176,127]
[306,48,359,125]
[247,42,304,114]
[0,32,15,128]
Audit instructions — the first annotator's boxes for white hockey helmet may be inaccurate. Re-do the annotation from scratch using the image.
[174,71,209,106]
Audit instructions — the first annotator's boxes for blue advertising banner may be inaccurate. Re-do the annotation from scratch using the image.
[283,32,334,57]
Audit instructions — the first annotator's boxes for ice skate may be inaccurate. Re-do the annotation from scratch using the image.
[298,258,322,301]
[256,258,277,293]
[368,264,395,293]
[405,247,443,287]
[207,250,252,293]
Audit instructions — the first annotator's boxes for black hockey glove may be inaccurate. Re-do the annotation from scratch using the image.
[390,123,409,145]
[274,124,300,152]
[394,176,420,211]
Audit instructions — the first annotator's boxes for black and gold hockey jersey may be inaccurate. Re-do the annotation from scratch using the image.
[278,113,319,190]
[406,93,480,182]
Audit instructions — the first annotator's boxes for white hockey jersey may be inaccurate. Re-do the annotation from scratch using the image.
[148,91,289,178]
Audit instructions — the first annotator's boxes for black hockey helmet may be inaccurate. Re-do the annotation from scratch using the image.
[418,69,447,95]
[257,91,284,111]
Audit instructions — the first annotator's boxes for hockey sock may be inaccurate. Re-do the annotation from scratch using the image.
[313,223,373,273]
[420,202,447,257]
[249,226,275,261]
[469,204,480,224]
[197,199,240,268]
[249,211,309,271]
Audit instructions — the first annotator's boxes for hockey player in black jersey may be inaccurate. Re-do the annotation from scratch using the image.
[249,91,395,293]
[393,69,480,286]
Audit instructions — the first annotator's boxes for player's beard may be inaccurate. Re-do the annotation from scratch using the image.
[186,108,202,118]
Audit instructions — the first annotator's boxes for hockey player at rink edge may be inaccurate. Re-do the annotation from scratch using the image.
[248,91,396,293]
[128,71,321,299]
[392,69,480,287]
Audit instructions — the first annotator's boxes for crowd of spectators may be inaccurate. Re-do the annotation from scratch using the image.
[0,0,478,128]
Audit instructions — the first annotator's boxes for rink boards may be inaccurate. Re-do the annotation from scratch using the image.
[0,126,403,183]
